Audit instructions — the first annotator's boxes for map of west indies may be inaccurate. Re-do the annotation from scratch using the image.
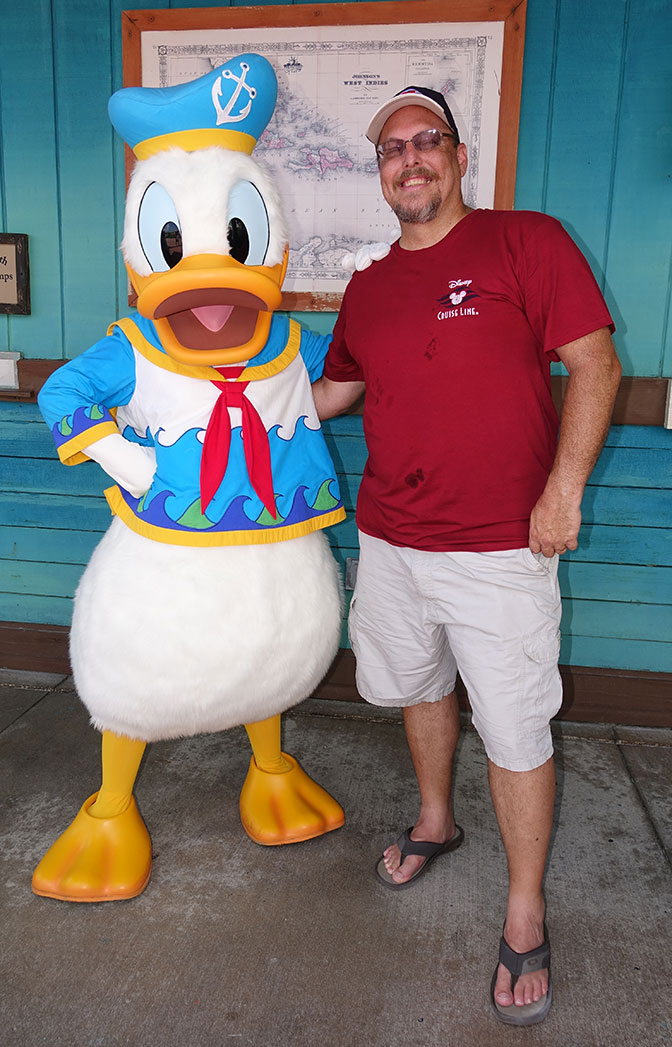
[141,22,504,296]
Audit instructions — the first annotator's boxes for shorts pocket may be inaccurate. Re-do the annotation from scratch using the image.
[521,548,559,577]
[523,629,561,663]
[347,590,358,650]
[521,629,563,732]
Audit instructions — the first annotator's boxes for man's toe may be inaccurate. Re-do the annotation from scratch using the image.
[494,964,514,1006]
[392,854,425,883]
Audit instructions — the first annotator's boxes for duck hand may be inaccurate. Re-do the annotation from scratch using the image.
[341,241,391,272]
[84,433,156,497]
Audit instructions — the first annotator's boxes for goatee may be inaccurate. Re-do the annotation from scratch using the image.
[392,194,441,224]
[389,170,442,224]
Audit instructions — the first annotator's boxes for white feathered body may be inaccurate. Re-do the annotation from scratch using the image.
[56,143,344,743]
[71,517,342,742]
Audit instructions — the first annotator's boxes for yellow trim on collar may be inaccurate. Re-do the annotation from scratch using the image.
[109,318,221,380]
[239,318,301,381]
[109,317,301,383]
[133,128,256,160]
[105,486,346,547]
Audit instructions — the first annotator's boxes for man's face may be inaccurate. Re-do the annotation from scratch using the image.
[377,106,467,225]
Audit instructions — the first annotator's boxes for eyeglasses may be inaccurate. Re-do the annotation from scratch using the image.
[375,128,457,162]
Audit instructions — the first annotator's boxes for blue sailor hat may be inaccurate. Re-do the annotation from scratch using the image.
[108,53,277,160]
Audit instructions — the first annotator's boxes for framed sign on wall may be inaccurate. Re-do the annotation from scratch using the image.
[0,234,30,315]
[121,1,527,308]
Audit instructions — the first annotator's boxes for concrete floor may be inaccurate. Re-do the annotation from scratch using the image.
[1,667,671,1047]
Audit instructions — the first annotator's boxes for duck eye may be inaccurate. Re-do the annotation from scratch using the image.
[137,182,183,272]
[227,217,250,264]
[227,181,269,266]
[160,222,183,269]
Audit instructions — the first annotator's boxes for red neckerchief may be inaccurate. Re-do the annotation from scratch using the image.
[199,365,276,518]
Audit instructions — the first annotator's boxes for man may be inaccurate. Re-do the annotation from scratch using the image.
[312,86,621,1026]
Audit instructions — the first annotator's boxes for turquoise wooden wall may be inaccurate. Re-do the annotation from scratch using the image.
[2,404,671,672]
[1,0,670,375]
[1,0,671,677]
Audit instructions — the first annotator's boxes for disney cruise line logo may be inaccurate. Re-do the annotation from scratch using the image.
[437,279,480,319]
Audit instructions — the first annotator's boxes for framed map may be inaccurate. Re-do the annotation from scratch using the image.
[122,1,527,308]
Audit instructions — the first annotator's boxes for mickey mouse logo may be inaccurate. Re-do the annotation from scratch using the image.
[438,280,479,308]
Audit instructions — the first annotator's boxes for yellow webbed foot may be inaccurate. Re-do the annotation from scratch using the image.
[32,792,152,902]
[239,753,345,845]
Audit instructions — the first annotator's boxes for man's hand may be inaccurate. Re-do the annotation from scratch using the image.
[341,241,391,272]
[529,482,582,557]
[312,376,365,420]
[529,326,621,558]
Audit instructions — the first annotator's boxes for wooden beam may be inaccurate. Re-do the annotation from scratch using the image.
[314,649,672,728]
[1,363,669,426]
[0,621,71,675]
[551,375,670,427]
[1,624,670,728]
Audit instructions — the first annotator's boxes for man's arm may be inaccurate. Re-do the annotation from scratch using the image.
[529,326,622,557]
[312,375,366,420]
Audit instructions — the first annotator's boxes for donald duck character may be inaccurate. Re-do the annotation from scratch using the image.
[33,54,346,902]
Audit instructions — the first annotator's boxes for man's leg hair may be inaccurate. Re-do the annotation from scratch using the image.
[489,755,555,1008]
[380,691,460,883]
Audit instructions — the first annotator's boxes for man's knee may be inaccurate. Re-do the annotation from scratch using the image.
[471,712,556,773]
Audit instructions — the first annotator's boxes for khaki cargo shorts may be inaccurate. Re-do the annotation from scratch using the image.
[349,531,563,771]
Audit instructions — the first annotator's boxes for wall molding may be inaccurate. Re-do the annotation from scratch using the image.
[1,360,669,426]
[314,650,672,728]
[551,375,670,428]
[1,623,670,728]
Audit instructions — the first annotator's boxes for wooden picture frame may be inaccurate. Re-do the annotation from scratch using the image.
[121,1,527,309]
[0,234,30,315]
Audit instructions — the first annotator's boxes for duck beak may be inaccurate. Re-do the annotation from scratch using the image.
[127,248,289,366]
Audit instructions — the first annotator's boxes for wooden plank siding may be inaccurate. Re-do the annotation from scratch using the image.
[0,0,671,723]
[2,403,671,669]
[0,0,670,377]
[0,0,63,358]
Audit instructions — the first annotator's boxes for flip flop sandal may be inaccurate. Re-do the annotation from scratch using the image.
[375,824,464,890]
[490,927,552,1026]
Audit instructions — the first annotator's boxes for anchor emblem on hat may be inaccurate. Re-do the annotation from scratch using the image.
[212,61,257,125]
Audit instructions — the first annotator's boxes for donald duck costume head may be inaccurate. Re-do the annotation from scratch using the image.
[33,55,346,903]
[111,54,289,366]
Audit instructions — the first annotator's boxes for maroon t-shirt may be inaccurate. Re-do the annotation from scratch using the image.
[324,209,614,551]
